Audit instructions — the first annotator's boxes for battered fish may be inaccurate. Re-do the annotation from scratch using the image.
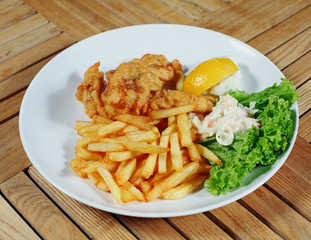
[148,89,216,114]
[76,54,182,119]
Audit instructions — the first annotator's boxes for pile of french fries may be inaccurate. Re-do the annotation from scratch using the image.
[71,104,223,204]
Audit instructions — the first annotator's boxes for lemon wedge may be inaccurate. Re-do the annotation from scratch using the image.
[182,58,239,95]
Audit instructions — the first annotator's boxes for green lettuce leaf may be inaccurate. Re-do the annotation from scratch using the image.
[201,78,298,195]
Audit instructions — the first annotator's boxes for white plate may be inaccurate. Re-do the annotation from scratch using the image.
[19,24,298,218]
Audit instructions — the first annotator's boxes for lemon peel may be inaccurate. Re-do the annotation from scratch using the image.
[182,58,239,95]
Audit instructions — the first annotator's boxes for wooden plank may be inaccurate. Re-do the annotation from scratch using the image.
[0,0,23,14]
[282,51,311,88]
[0,32,75,81]
[299,110,311,142]
[128,0,192,24]
[98,0,162,24]
[190,0,228,12]
[24,0,131,41]
[241,186,311,239]
[0,3,36,29]
[193,0,310,42]
[158,0,209,20]
[0,89,25,122]
[167,213,232,240]
[0,195,40,240]
[209,201,282,239]
[247,6,311,55]
[0,116,31,184]
[116,215,185,240]
[266,28,311,70]
[0,172,88,240]
[265,163,311,221]
[0,13,48,46]
[297,79,311,116]
[0,55,53,100]
[0,22,61,63]
[28,166,136,240]
[284,136,311,184]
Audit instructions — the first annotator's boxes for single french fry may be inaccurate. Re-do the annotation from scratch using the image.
[92,115,114,124]
[175,71,185,91]
[195,144,223,165]
[98,121,127,137]
[158,135,170,174]
[139,181,152,194]
[162,124,178,136]
[187,142,201,162]
[148,104,195,119]
[87,172,109,192]
[142,141,158,179]
[162,175,206,200]
[75,148,104,161]
[120,186,136,203]
[110,131,159,143]
[76,132,101,148]
[77,161,118,173]
[119,125,140,135]
[170,132,183,172]
[108,151,142,162]
[146,162,199,201]
[198,163,213,174]
[87,142,125,152]
[115,114,154,131]
[78,123,107,136]
[123,181,145,202]
[168,116,176,125]
[115,158,137,185]
[98,168,121,204]
[177,113,192,147]
[75,120,92,131]
[70,158,87,178]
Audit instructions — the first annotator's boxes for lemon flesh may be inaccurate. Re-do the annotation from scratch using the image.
[182,58,239,95]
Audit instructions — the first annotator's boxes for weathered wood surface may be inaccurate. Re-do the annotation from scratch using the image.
[1,1,310,239]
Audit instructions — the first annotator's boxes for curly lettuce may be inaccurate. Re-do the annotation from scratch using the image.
[200,78,298,195]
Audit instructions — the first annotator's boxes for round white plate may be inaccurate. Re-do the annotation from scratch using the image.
[19,24,298,218]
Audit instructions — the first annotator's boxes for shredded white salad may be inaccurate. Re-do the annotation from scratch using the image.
[189,94,260,146]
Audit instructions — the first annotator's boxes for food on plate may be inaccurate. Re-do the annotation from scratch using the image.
[72,54,298,203]
[71,108,216,204]
[148,89,215,113]
[198,78,298,195]
[76,54,182,119]
[182,57,241,96]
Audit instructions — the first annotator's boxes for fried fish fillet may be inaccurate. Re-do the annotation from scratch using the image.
[148,89,216,114]
[76,54,182,119]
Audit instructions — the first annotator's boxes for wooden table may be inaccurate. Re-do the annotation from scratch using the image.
[1,0,311,239]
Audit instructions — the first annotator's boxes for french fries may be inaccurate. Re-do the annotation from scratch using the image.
[72,107,215,204]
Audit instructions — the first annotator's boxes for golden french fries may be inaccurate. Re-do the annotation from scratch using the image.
[72,105,216,204]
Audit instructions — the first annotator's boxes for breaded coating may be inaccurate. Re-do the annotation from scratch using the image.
[148,89,216,114]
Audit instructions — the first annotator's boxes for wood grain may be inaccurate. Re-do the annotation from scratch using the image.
[0,3,36,29]
[24,0,131,41]
[241,186,311,239]
[282,51,311,88]
[0,171,88,240]
[0,22,61,63]
[266,28,311,70]
[247,6,311,55]
[0,32,75,80]
[209,201,282,239]
[0,13,48,46]
[0,116,30,184]
[167,213,232,240]
[0,0,23,14]
[28,166,136,240]
[0,195,40,240]
[0,89,24,122]
[116,216,185,240]
[299,111,311,142]
[193,0,310,42]
[297,79,311,116]
[0,55,53,100]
